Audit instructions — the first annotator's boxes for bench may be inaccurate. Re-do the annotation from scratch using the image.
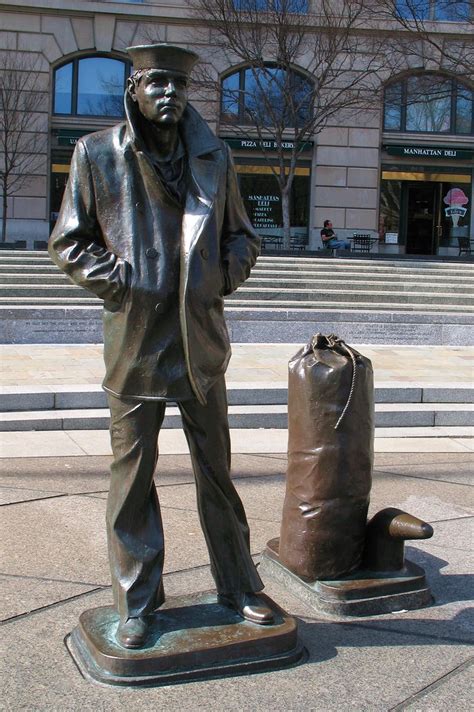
[260,235,283,250]
[350,234,378,253]
[458,237,473,256]
[290,236,307,251]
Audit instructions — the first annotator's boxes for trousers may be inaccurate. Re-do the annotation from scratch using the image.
[327,239,351,250]
[106,378,264,620]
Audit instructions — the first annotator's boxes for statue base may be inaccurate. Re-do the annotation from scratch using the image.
[65,591,305,687]
[261,538,432,617]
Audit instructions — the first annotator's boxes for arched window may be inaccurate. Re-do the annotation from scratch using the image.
[384,75,473,135]
[221,65,314,127]
[396,0,471,21]
[53,55,131,118]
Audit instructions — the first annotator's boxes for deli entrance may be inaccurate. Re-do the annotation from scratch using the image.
[380,169,472,255]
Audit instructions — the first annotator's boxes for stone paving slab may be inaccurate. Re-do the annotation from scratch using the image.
[1,574,100,622]
[1,453,472,709]
[1,428,473,459]
[1,343,473,386]
[0,493,276,587]
[371,437,473,453]
[0,430,87,457]
[1,495,110,585]
[0,454,287,493]
[0,455,113,493]
[0,486,68,505]
[376,457,474,486]
[108,473,473,533]
[400,660,473,711]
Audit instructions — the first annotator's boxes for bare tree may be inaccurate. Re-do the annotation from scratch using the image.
[189,0,388,248]
[376,0,474,80]
[0,51,47,243]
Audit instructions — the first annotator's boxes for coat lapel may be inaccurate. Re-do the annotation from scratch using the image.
[182,155,220,258]
[179,154,221,405]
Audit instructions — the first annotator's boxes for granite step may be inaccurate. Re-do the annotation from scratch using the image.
[2,284,473,306]
[0,297,102,306]
[1,261,473,281]
[0,402,472,431]
[1,252,473,276]
[3,273,473,295]
[0,266,474,294]
[1,273,72,283]
[1,296,472,312]
[228,287,473,305]
[257,255,474,270]
[245,278,474,293]
[250,267,474,280]
[0,256,61,276]
[226,300,473,312]
[2,384,472,412]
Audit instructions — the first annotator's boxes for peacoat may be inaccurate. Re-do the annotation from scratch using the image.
[48,95,260,404]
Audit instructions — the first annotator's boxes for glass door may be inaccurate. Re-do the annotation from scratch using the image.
[405,182,437,254]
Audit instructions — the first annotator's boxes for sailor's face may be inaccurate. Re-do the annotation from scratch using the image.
[131,69,188,125]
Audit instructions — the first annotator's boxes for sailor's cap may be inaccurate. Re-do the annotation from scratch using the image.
[126,43,199,76]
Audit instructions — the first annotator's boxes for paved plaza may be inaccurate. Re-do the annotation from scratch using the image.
[1,450,473,710]
[0,342,472,709]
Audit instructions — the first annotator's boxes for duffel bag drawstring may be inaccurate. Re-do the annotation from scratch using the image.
[311,333,358,430]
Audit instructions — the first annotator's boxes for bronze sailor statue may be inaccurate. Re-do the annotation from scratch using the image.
[49,43,274,650]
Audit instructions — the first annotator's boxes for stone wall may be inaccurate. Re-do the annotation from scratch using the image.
[0,2,471,247]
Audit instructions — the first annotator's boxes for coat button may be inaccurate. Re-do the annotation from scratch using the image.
[155,302,165,314]
[123,148,133,160]
[146,247,159,259]
[200,248,209,260]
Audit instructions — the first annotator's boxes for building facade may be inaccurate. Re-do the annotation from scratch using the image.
[0,0,472,254]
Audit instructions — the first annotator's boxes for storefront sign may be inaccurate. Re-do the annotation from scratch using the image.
[384,144,474,160]
[55,129,96,147]
[246,193,280,228]
[224,137,313,152]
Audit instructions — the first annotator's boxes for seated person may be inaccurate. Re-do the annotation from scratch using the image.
[321,220,350,250]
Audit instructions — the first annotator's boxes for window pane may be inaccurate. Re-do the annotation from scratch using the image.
[234,0,271,8]
[406,76,451,132]
[54,63,73,114]
[77,57,125,116]
[244,67,282,124]
[244,66,299,125]
[291,175,309,227]
[379,180,401,239]
[396,0,430,19]
[384,82,403,130]
[221,73,240,120]
[433,0,471,20]
[223,65,313,127]
[291,73,313,126]
[456,83,473,134]
[234,0,308,10]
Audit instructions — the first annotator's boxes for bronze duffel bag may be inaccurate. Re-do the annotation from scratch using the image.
[279,333,374,581]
